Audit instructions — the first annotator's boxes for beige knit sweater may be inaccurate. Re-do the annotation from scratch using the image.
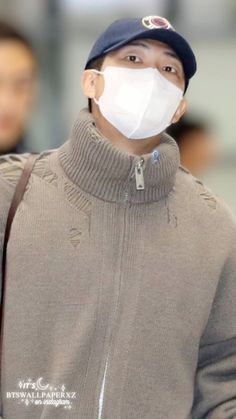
[0,108,236,419]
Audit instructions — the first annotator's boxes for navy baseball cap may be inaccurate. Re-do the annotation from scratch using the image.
[85,16,197,90]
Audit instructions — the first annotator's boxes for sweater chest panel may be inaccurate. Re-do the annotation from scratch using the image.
[2,175,224,419]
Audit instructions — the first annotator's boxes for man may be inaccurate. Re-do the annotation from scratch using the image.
[167,115,219,177]
[0,15,236,419]
[0,21,37,155]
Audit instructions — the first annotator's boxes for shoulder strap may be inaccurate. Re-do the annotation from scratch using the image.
[1,153,39,288]
[0,153,39,412]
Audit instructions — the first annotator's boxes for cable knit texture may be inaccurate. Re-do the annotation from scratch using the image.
[0,107,236,419]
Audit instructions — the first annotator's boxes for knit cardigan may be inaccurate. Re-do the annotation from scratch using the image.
[0,108,236,419]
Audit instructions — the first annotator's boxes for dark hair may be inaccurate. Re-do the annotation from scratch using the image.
[0,20,35,57]
[167,116,210,146]
[85,56,106,112]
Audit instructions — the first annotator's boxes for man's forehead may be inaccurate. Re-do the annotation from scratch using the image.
[121,38,179,58]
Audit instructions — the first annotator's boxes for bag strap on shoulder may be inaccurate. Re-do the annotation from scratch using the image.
[1,153,39,286]
[0,152,39,413]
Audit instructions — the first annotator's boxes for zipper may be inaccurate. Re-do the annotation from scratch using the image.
[134,157,145,190]
[122,156,146,203]
[98,355,109,419]
[97,156,146,418]
[97,204,128,418]
[124,190,129,202]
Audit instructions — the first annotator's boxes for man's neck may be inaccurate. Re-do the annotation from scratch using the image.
[92,107,162,156]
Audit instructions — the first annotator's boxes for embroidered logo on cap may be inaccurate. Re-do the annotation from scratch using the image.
[142,16,174,31]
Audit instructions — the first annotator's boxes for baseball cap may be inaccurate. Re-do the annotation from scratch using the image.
[85,16,197,90]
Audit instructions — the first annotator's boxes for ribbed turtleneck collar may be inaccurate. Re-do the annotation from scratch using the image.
[58,108,180,204]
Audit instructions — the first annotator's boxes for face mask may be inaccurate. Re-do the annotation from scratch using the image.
[91,66,184,140]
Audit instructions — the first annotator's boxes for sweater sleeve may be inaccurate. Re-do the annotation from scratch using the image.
[0,153,29,418]
[191,214,236,419]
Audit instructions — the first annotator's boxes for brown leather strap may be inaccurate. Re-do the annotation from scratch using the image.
[0,153,39,412]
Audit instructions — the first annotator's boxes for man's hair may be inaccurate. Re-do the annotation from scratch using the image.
[85,56,105,112]
[0,20,35,57]
[167,116,210,147]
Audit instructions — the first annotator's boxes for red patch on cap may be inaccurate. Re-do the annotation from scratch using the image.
[142,16,174,31]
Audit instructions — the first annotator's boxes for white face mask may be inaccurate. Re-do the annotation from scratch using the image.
[91,66,184,140]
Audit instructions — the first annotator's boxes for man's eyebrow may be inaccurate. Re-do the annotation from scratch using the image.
[163,50,182,64]
[122,41,150,49]
[121,43,182,63]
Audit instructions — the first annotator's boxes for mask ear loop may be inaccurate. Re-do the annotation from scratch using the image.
[90,69,104,75]
[89,69,105,105]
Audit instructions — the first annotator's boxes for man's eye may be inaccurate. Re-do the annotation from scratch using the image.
[125,55,142,63]
[162,66,177,74]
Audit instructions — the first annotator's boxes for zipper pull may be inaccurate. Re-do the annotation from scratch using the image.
[135,157,145,190]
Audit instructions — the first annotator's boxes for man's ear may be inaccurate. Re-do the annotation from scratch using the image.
[81,70,97,99]
[171,97,188,124]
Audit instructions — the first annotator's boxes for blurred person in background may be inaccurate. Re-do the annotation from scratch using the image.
[0,20,37,155]
[167,115,219,177]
